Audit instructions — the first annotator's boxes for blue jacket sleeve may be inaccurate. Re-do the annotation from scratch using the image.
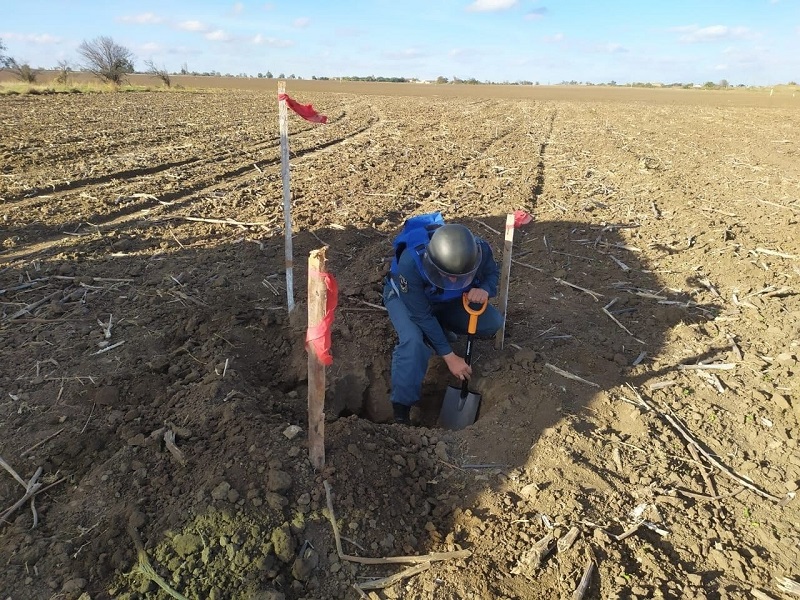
[395,250,453,356]
[476,240,500,298]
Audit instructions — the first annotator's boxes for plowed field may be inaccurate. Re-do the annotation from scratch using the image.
[1,82,799,600]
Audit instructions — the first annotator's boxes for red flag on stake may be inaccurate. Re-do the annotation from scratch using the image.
[305,268,338,365]
[278,93,328,124]
[513,210,532,228]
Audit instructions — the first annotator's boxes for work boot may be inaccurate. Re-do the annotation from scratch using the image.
[392,403,411,425]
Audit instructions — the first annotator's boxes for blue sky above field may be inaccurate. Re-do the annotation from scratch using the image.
[2,0,798,85]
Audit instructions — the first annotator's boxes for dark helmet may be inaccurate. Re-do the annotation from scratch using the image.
[422,224,482,290]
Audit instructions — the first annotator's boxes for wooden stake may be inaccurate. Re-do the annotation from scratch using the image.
[278,81,295,313]
[495,213,515,350]
[307,247,328,470]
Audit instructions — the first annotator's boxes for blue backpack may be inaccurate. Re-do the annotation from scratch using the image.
[389,212,478,302]
[390,212,445,270]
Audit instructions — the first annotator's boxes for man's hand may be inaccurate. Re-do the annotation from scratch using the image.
[466,287,489,304]
[443,352,472,381]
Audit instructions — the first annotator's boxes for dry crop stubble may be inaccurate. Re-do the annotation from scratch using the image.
[0,83,798,599]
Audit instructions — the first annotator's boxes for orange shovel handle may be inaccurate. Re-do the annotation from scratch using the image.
[462,293,488,335]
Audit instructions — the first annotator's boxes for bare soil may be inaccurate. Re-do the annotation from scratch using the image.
[1,82,798,600]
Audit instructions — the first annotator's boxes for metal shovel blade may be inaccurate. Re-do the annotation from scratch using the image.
[439,385,481,430]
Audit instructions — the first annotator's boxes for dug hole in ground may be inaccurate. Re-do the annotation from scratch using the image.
[0,84,799,599]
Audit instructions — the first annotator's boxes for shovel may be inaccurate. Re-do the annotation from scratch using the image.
[439,294,487,430]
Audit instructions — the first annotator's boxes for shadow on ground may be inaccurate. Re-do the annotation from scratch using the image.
[0,212,718,599]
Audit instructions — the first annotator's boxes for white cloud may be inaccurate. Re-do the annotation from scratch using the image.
[263,2,275,9]
[252,35,293,48]
[719,46,764,68]
[118,13,163,25]
[524,8,547,21]
[166,45,202,57]
[383,48,425,60]
[205,30,231,42]
[599,42,628,53]
[543,32,564,43]
[2,32,61,44]
[671,25,752,43]
[447,47,479,64]
[177,20,209,32]
[231,2,244,15]
[335,26,362,37]
[293,17,311,28]
[466,0,518,13]
[712,63,729,71]
[140,42,161,52]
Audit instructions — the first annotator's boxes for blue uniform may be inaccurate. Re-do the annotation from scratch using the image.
[383,220,502,408]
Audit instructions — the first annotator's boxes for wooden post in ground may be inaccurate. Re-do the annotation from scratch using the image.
[495,213,515,350]
[278,81,295,313]
[307,247,328,469]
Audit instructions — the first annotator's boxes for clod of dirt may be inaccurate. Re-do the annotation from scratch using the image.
[272,524,297,563]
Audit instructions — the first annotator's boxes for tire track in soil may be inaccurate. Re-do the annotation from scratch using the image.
[530,108,557,210]
[0,92,329,188]
[375,99,513,220]
[447,105,690,599]
[1,103,381,262]
[470,101,796,599]
[453,104,557,220]
[2,100,378,206]
[592,104,799,260]
[241,100,524,237]
[2,90,797,600]
[330,101,558,421]
[313,100,555,258]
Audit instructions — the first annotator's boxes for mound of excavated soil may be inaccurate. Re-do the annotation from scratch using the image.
[1,85,798,600]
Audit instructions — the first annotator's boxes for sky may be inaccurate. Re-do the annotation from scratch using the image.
[1,0,799,86]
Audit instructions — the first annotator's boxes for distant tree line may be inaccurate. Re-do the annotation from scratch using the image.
[561,79,755,89]
[1,35,797,90]
[77,36,134,85]
[1,37,39,83]
[1,35,136,86]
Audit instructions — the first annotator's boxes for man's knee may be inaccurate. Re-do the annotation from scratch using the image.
[476,307,503,337]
